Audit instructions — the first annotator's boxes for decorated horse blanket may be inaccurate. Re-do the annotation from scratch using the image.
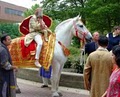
[9,33,56,70]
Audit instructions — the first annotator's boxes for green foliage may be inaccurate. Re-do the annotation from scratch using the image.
[50,19,61,32]
[71,37,80,48]
[83,0,120,33]
[69,46,80,56]
[64,46,80,69]
[67,46,80,66]
[0,23,21,39]
[64,58,72,68]
[41,0,87,20]
[64,46,83,73]
[72,59,83,73]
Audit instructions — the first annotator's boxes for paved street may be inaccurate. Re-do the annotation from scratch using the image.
[17,78,89,97]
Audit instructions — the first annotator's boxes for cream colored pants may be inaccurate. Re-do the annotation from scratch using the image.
[34,34,43,59]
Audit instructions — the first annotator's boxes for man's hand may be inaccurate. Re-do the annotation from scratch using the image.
[12,66,18,72]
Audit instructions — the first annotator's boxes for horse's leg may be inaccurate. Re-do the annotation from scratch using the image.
[51,61,61,97]
[56,64,64,96]
[51,42,67,97]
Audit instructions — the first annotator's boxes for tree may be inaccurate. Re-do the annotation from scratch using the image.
[0,23,20,38]
[83,0,120,33]
[41,0,87,21]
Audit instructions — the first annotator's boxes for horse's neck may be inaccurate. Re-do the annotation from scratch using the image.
[56,30,73,47]
[55,19,74,47]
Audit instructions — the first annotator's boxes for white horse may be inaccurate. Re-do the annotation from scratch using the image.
[9,15,92,97]
[51,16,92,97]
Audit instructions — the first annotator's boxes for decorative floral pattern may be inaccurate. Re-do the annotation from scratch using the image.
[9,33,56,70]
[107,69,120,97]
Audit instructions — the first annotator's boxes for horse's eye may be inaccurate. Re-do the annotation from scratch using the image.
[79,25,83,27]
[77,24,83,28]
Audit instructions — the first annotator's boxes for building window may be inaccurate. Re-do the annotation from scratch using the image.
[5,8,23,16]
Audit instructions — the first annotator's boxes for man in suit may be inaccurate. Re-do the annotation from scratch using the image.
[83,36,113,97]
[85,32,100,55]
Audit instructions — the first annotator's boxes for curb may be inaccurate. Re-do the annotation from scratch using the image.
[17,68,85,89]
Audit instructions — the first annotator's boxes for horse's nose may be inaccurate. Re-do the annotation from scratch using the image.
[90,37,92,40]
[86,37,92,43]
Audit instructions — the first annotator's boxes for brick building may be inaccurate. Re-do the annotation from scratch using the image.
[0,1,27,23]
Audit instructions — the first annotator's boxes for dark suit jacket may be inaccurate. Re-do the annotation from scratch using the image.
[107,33,120,51]
[0,43,15,97]
[85,41,98,55]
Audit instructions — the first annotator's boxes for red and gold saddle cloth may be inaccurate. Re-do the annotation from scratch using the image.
[9,33,56,70]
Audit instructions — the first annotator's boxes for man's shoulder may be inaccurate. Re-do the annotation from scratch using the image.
[90,49,109,55]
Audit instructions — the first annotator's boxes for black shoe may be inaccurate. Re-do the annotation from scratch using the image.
[41,85,48,88]
[16,88,21,94]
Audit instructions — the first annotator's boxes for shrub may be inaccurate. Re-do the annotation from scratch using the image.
[64,46,84,73]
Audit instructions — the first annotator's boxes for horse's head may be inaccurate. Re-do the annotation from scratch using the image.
[72,16,92,41]
[55,16,92,47]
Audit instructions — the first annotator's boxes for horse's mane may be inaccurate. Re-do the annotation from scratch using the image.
[55,18,73,33]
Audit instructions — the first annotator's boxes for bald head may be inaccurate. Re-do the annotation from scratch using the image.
[93,32,100,42]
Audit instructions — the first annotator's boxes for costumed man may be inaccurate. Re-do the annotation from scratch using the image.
[0,33,18,97]
[83,36,113,97]
[24,7,52,68]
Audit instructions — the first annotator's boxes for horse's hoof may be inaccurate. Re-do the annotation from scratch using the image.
[52,92,59,97]
[41,85,48,88]
[52,95,59,97]
[58,92,63,96]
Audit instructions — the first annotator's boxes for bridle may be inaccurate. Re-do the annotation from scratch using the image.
[73,20,88,47]
[73,20,88,38]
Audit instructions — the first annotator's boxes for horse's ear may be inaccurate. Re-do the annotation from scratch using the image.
[77,14,80,17]
[78,14,82,19]
[77,15,80,19]
[74,15,79,21]
[79,16,81,19]
[73,15,80,22]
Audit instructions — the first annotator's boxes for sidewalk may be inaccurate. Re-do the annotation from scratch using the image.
[17,78,89,97]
